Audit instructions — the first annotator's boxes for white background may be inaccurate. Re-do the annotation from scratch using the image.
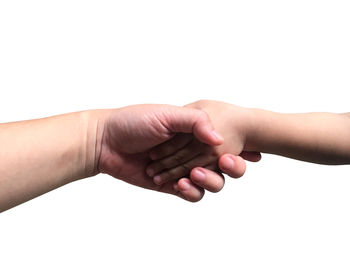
[0,0,350,262]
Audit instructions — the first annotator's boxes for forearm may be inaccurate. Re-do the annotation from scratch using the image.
[245,109,350,165]
[0,110,102,212]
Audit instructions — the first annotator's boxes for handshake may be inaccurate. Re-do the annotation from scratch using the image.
[97,100,262,202]
[95,100,350,202]
[2,99,350,211]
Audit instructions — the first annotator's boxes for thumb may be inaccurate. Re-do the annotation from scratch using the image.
[164,106,223,146]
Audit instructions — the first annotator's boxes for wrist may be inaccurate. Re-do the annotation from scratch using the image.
[243,107,272,153]
[244,108,284,154]
[225,104,260,153]
[80,109,112,178]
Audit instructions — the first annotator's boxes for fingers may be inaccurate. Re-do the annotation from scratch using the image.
[240,151,262,162]
[190,167,225,193]
[156,153,249,202]
[175,178,205,202]
[156,178,204,202]
[165,107,223,146]
[149,133,193,160]
[170,166,225,202]
[147,138,208,176]
[149,153,218,185]
[218,154,246,179]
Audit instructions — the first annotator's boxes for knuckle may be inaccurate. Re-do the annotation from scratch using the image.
[173,154,184,163]
[168,163,191,180]
[169,150,189,166]
[181,163,191,172]
[160,156,179,170]
[167,169,178,178]
[178,163,192,176]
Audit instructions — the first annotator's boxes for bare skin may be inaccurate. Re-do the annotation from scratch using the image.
[0,104,248,212]
[147,100,350,185]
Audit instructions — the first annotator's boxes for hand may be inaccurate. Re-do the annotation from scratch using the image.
[146,100,261,186]
[95,104,225,202]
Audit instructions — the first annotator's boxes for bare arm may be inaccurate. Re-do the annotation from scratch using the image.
[245,110,350,165]
[0,111,99,212]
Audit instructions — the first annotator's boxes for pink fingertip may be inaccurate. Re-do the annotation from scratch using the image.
[173,183,179,192]
[221,155,235,172]
[153,175,162,185]
[179,180,190,191]
[192,169,206,182]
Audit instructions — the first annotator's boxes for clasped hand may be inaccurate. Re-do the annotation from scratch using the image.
[97,101,260,202]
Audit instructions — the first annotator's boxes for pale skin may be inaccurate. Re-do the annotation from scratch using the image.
[147,100,350,186]
[0,104,248,212]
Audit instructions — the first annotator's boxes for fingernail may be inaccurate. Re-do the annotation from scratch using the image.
[192,169,206,182]
[146,167,155,177]
[221,156,235,171]
[180,181,190,191]
[211,130,224,143]
[153,175,162,185]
